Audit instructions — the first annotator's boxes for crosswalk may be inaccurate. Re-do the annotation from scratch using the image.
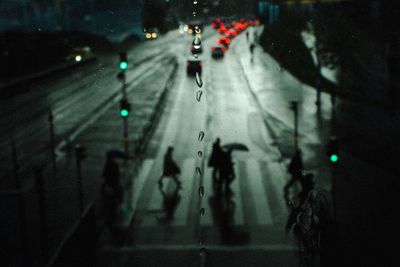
[126,157,290,228]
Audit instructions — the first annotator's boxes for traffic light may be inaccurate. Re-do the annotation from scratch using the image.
[326,137,339,163]
[119,52,128,71]
[120,99,131,118]
[75,144,86,160]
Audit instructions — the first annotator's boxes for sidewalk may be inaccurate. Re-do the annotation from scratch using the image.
[234,27,397,266]
[0,58,178,266]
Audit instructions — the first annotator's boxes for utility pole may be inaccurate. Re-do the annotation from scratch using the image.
[75,144,86,216]
[118,52,130,155]
[290,100,299,150]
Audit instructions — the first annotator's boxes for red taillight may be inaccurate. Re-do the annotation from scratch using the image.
[211,47,216,51]
[221,47,226,52]
[226,38,231,44]
[211,22,216,28]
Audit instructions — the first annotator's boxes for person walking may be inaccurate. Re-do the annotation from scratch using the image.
[219,150,235,195]
[208,138,223,187]
[284,149,304,206]
[158,146,182,189]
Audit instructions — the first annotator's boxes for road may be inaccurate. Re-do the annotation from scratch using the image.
[97,27,306,266]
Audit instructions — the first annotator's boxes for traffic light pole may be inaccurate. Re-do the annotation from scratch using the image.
[331,164,337,225]
[75,145,85,216]
[48,110,57,178]
[290,101,299,150]
[122,74,129,155]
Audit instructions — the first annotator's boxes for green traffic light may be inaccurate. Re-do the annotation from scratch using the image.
[120,109,129,117]
[119,61,128,70]
[330,154,339,163]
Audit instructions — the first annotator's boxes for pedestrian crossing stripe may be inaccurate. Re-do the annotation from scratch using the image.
[131,158,289,227]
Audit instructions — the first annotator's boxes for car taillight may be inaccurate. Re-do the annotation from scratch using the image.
[221,47,226,52]
[226,38,231,44]
[211,22,216,28]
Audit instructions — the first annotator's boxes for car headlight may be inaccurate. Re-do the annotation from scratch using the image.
[145,33,151,39]
[75,55,82,62]
[152,33,157,38]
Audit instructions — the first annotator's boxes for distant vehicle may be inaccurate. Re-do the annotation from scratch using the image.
[144,28,158,39]
[211,46,225,59]
[65,46,93,63]
[188,20,204,35]
[217,36,231,48]
[186,58,202,76]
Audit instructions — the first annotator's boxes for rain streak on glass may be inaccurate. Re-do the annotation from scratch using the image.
[196,72,203,87]
[193,36,201,49]
[198,186,204,197]
[196,90,203,102]
[200,208,205,216]
[198,131,205,141]
[196,167,202,176]
[197,150,203,157]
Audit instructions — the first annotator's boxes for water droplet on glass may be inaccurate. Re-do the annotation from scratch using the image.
[194,1,198,4]
[193,11,196,16]
[196,167,202,176]
[200,208,205,216]
[199,186,204,197]
[198,131,205,142]
[196,90,203,102]
[196,72,203,87]
[197,151,203,157]
[193,37,201,49]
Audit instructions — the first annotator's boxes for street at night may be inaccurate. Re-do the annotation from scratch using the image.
[0,1,399,267]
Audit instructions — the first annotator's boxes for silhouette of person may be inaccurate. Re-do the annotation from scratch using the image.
[208,138,223,187]
[284,149,304,205]
[219,150,235,195]
[157,185,181,222]
[249,43,255,54]
[158,146,181,189]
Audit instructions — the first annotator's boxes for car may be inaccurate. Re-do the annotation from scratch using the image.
[188,20,204,35]
[211,46,225,59]
[65,46,93,63]
[144,28,158,39]
[186,58,202,76]
[217,36,231,48]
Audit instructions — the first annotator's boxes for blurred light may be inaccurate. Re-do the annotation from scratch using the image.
[184,25,188,32]
[330,154,339,163]
[188,29,193,34]
[120,109,129,117]
[119,61,128,70]
[75,55,82,62]
[152,33,157,38]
